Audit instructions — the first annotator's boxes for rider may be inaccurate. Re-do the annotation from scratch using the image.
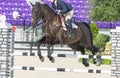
[50,0,74,37]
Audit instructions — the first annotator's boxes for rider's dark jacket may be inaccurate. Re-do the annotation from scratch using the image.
[52,0,73,14]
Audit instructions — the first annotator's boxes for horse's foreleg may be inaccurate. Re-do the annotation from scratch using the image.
[37,44,44,62]
[47,44,55,63]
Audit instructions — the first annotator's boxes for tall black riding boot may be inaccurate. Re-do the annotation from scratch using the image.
[65,19,73,38]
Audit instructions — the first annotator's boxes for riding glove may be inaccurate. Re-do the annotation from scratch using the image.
[57,10,61,14]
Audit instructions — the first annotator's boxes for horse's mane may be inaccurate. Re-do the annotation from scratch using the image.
[34,2,54,12]
[34,2,41,8]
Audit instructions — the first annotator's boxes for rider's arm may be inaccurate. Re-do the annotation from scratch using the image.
[52,3,57,10]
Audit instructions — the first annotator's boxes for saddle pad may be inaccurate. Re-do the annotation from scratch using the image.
[72,23,78,28]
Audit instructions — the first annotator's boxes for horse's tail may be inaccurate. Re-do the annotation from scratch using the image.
[81,22,93,44]
[82,22,99,53]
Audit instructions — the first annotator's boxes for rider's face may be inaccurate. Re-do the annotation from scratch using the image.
[50,0,55,2]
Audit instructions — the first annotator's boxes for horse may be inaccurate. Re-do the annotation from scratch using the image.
[30,2,99,67]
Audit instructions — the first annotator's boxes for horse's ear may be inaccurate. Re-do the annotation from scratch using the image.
[30,2,34,7]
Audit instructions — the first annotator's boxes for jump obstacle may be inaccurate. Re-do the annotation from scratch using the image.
[0,26,112,78]
[12,52,111,59]
[111,27,120,78]
[0,26,13,78]
[12,66,110,74]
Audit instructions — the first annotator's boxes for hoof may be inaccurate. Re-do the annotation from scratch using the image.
[96,61,101,66]
[39,56,44,62]
[93,60,96,64]
[82,62,90,67]
[49,57,55,63]
[82,58,89,67]
[94,58,101,66]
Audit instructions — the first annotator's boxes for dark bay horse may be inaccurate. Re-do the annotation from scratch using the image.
[30,2,99,67]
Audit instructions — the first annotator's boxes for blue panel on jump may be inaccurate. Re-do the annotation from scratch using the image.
[57,68,65,72]
[57,54,66,57]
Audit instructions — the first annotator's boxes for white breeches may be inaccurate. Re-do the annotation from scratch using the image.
[64,10,74,21]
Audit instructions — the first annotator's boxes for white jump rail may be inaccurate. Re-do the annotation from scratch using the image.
[12,66,111,74]
[12,52,111,59]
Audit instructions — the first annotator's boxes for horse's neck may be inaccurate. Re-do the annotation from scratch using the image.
[43,11,56,19]
[43,14,61,34]
[41,7,61,27]
[43,10,59,23]
[42,7,55,18]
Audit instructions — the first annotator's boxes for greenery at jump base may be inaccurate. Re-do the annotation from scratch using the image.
[89,0,120,22]
[90,22,110,53]
[79,58,111,65]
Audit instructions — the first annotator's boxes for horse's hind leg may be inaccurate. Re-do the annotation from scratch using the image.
[68,44,89,67]
[92,46,101,66]
[86,46,100,65]
[37,44,44,62]
[47,44,55,63]
[79,46,90,67]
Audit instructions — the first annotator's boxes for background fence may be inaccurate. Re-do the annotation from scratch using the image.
[0,26,14,78]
